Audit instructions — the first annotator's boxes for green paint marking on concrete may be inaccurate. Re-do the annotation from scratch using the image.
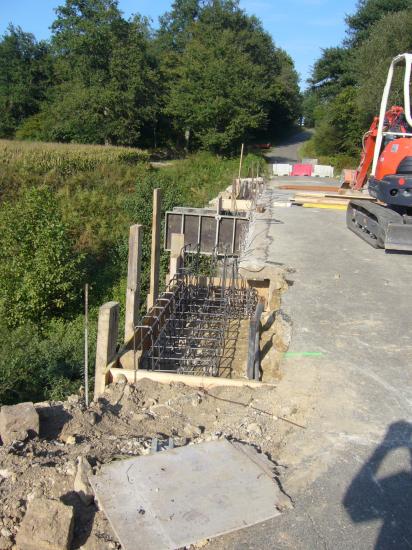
[283,352,324,358]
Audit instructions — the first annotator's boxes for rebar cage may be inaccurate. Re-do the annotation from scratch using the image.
[133,246,258,378]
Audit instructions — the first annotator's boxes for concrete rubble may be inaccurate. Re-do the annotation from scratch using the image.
[15,497,74,550]
[0,403,39,445]
[0,372,303,549]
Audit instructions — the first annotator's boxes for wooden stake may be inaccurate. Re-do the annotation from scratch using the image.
[238,143,244,180]
[110,367,275,389]
[147,188,162,310]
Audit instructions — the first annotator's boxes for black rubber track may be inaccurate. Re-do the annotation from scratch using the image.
[346,200,402,249]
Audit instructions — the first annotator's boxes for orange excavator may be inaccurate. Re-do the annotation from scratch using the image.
[346,53,412,251]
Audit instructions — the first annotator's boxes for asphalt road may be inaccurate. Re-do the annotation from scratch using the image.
[264,130,313,164]
[209,188,412,549]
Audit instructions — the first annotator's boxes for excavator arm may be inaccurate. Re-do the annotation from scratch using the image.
[352,107,406,190]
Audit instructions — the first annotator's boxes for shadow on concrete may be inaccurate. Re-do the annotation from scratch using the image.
[343,421,412,549]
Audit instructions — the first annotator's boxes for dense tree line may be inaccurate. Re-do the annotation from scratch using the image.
[303,0,412,160]
[0,0,301,152]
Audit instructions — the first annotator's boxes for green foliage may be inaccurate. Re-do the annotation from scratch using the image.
[0,187,85,327]
[312,88,363,157]
[352,9,412,123]
[0,139,149,178]
[345,0,412,46]
[306,0,412,160]
[161,1,301,151]
[0,315,96,404]
[22,3,161,146]
[0,0,299,152]
[308,47,353,100]
[0,25,52,137]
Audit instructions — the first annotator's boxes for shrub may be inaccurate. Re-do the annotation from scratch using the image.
[0,314,96,404]
[0,187,85,327]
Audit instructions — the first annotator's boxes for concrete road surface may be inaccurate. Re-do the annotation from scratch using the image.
[209,186,412,549]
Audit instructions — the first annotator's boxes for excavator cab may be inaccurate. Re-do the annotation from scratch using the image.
[347,53,412,251]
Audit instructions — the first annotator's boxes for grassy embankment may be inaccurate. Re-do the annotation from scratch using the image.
[0,139,265,405]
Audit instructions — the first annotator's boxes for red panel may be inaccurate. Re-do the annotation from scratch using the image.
[375,138,412,180]
[291,164,313,176]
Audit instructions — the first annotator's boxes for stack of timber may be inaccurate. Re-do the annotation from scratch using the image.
[292,190,375,210]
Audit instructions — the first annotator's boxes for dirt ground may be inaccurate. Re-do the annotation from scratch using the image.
[0,260,301,550]
[0,327,306,550]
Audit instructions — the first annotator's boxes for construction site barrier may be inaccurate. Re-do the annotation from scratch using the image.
[313,165,334,178]
[291,164,313,177]
[273,163,292,176]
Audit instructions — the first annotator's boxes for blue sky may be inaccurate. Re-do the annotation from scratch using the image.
[0,0,358,87]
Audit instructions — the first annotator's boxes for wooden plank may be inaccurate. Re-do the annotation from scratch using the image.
[293,196,350,205]
[110,367,276,389]
[302,203,347,210]
[294,192,373,200]
[279,185,340,192]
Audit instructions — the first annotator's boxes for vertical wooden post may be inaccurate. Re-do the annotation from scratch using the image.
[169,233,185,282]
[232,143,244,212]
[147,188,162,311]
[124,224,142,342]
[94,301,119,399]
[216,195,222,215]
[238,143,244,180]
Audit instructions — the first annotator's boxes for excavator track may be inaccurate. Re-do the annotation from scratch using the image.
[346,200,412,251]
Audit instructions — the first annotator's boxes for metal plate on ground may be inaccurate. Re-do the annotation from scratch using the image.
[90,439,281,550]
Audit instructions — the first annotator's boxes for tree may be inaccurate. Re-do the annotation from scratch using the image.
[21,1,160,146]
[162,0,300,151]
[308,47,353,100]
[0,188,84,327]
[313,87,363,156]
[306,0,412,158]
[157,0,202,53]
[0,25,52,137]
[353,9,412,123]
[346,0,412,46]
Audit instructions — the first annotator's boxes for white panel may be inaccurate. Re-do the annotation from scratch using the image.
[313,165,334,178]
[273,163,292,176]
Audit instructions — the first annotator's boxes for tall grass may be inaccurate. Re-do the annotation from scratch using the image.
[0,139,149,176]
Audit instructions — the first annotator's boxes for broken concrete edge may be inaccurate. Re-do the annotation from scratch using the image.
[108,367,276,390]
